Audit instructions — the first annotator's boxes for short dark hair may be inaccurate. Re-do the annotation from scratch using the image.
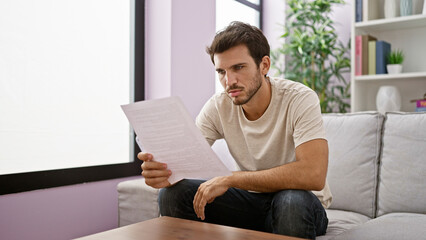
[206,21,270,67]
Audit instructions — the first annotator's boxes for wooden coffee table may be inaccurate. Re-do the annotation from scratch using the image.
[76,216,305,240]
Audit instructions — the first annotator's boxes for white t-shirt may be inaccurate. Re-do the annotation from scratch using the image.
[196,77,332,208]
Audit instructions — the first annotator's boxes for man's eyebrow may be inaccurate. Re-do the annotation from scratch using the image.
[232,62,247,67]
[216,62,247,71]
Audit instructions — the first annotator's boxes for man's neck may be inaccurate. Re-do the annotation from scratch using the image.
[242,77,271,121]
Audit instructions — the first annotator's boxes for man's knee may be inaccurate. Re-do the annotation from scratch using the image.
[271,190,327,238]
[158,179,202,218]
[272,189,315,215]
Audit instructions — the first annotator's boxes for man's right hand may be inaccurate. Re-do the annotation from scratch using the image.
[138,152,172,189]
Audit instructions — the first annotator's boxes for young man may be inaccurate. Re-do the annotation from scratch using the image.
[138,21,332,239]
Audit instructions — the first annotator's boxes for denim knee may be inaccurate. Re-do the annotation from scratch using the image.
[270,190,328,239]
[158,179,203,220]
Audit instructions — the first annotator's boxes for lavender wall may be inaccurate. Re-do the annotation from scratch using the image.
[145,0,216,118]
[170,1,217,118]
[144,0,172,100]
[0,176,140,240]
[0,1,351,239]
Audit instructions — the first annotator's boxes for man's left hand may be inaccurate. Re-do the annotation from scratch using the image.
[193,176,230,220]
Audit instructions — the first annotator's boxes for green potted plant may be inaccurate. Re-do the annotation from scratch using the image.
[386,49,404,74]
[271,0,351,113]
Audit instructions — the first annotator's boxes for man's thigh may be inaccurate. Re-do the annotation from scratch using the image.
[159,179,273,231]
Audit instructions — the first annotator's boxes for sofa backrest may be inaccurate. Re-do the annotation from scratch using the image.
[377,112,426,216]
[323,112,384,218]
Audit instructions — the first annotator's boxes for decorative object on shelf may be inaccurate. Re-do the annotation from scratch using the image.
[376,86,402,114]
[270,0,351,113]
[386,49,404,74]
[386,64,403,74]
[385,0,399,18]
[410,94,426,112]
[400,0,413,16]
[423,0,426,14]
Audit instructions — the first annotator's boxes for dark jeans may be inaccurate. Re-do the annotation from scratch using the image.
[158,179,328,239]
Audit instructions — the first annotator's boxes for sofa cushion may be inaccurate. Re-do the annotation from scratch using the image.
[117,178,160,227]
[317,209,371,240]
[377,112,426,216]
[332,213,426,240]
[322,112,384,218]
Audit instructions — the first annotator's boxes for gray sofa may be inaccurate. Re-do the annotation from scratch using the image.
[117,112,426,239]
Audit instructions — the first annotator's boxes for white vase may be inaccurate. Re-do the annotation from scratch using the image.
[385,0,399,18]
[423,0,426,14]
[387,64,403,74]
[400,0,413,16]
[376,86,402,114]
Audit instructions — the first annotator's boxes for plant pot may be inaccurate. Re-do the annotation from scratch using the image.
[387,64,403,74]
[376,86,402,114]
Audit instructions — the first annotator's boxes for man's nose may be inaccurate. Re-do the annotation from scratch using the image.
[225,71,237,87]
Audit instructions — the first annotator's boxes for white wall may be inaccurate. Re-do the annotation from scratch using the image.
[263,0,286,52]
[263,0,286,77]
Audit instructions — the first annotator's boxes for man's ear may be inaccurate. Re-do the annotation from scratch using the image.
[260,56,271,76]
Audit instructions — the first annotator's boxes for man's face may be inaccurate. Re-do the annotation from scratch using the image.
[214,45,264,105]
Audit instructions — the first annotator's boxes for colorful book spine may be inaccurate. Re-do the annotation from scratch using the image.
[368,40,376,75]
[355,35,377,76]
[355,36,362,76]
[356,0,363,22]
[416,100,426,112]
[376,40,391,74]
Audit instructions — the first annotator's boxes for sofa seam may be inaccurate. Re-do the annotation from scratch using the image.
[373,113,386,218]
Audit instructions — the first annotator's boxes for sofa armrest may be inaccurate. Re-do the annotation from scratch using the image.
[117,178,160,227]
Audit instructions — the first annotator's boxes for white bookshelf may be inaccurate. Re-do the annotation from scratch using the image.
[355,14,426,31]
[351,0,426,112]
[355,71,426,81]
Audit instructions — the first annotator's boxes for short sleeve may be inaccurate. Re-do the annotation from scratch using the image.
[195,97,224,146]
[290,90,326,147]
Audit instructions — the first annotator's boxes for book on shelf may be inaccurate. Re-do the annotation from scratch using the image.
[368,40,376,75]
[376,40,391,74]
[412,97,426,112]
[363,0,379,21]
[355,0,380,22]
[356,0,362,22]
[355,35,376,76]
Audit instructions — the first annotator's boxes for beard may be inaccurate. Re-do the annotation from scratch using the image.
[227,72,263,105]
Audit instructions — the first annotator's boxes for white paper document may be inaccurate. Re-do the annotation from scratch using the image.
[121,96,231,184]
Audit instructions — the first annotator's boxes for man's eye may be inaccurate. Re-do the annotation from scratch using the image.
[234,65,243,70]
[217,70,225,75]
